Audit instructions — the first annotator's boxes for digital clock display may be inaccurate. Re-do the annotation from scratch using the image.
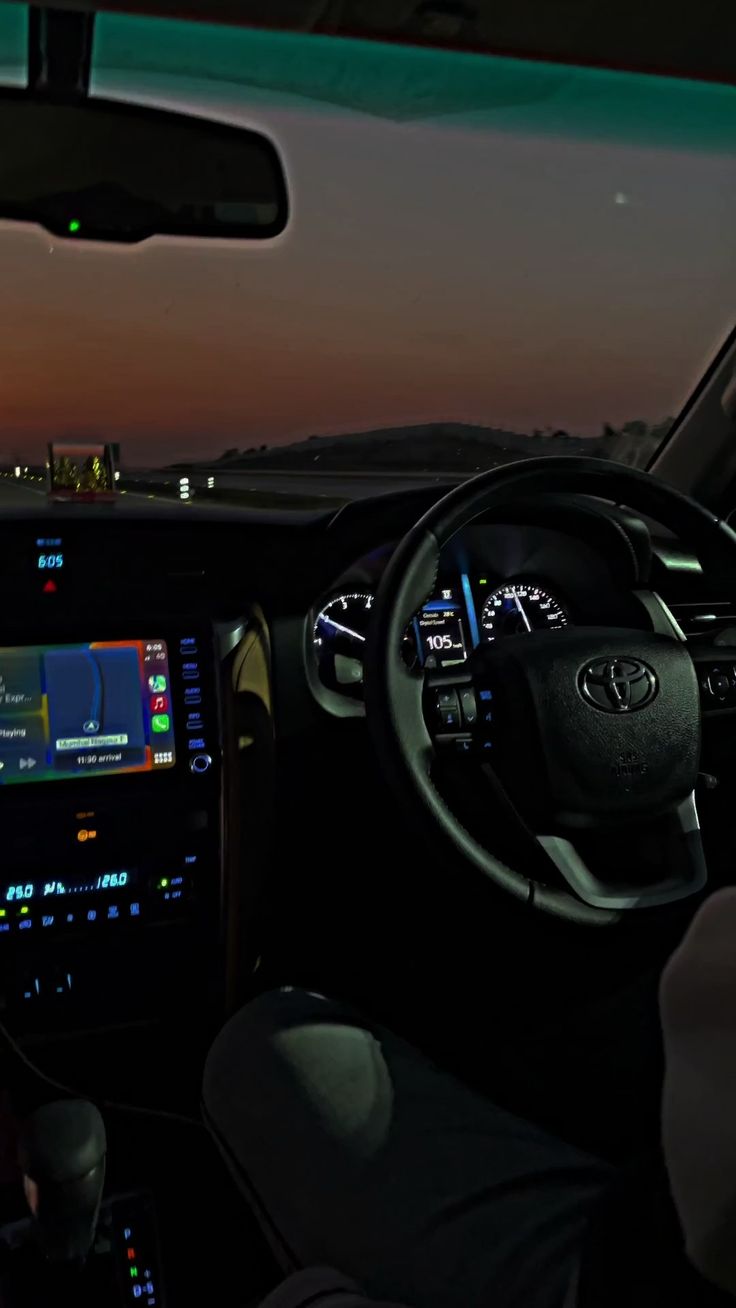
[38,552,64,569]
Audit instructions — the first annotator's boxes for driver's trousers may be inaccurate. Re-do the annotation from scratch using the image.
[202,988,726,1308]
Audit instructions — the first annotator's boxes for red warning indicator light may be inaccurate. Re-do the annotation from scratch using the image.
[42,579,57,594]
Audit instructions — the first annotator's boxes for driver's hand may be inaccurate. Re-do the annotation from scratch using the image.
[660,886,736,1299]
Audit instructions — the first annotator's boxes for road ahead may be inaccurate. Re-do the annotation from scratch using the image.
[124,466,456,502]
[0,480,47,507]
[0,466,460,512]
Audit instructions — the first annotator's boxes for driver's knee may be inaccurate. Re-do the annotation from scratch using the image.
[203,986,385,1156]
[204,986,330,1104]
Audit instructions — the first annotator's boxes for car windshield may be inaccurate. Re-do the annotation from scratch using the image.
[1,7,735,508]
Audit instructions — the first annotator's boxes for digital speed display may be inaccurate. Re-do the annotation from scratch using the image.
[415,593,467,669]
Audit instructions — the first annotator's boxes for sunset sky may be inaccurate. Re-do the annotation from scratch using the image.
[0,10,734,467]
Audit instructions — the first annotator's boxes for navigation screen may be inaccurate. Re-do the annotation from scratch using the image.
[0,640,176,785]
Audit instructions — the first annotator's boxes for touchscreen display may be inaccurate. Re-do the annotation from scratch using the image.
[0,640,176,785]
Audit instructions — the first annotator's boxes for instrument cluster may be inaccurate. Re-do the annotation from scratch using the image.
[309,572,571,706]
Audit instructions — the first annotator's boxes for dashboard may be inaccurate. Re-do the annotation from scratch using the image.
[0,484,729,1041]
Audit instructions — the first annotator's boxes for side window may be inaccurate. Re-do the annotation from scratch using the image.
[0,2,27,84]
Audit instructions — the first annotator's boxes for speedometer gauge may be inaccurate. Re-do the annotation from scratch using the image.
[481,582,568,642]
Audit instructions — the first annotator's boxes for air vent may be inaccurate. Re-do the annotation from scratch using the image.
[668,600,736,636]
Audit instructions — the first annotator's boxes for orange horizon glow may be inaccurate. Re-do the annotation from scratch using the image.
[0,90,734,467]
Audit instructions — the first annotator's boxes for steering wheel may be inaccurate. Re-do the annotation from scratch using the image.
[364,457,736,926]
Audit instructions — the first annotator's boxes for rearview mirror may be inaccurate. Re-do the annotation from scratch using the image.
[0,91,289,243]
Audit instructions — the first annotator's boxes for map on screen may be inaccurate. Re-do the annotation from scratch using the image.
[0,639,175,784]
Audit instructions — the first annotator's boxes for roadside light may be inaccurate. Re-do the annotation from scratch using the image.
[114,470,121,482]
[207,476,215,489]
[14,466,20,478]
[178,476,190,502]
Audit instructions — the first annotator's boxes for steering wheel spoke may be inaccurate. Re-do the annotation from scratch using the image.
[537,792,707,911]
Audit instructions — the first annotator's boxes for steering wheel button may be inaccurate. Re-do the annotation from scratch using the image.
[435,688,460,729]
[460,689,477,725]
[708,671,730,698]
[436,689,458,707]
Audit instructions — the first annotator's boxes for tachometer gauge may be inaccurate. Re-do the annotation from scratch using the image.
[313,593,373,652]
[481,582,568,642]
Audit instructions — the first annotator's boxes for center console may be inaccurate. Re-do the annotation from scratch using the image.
[0,623,224,1030]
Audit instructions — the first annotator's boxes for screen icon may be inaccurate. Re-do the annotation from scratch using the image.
[148,674,167,693]
[151,714,170,734]
[150,694,168,713]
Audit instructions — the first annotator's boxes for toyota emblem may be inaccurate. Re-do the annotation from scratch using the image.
[579,657,658,713]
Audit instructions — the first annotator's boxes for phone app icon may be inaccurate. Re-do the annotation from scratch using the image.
[151,714,171,734]
[148,674,167,693]
[151,694,169,713]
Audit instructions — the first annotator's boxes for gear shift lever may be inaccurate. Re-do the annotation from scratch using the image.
[19,1100,106,1264]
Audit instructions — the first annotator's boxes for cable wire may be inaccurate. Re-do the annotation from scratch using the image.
[0,1020,203,1129]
